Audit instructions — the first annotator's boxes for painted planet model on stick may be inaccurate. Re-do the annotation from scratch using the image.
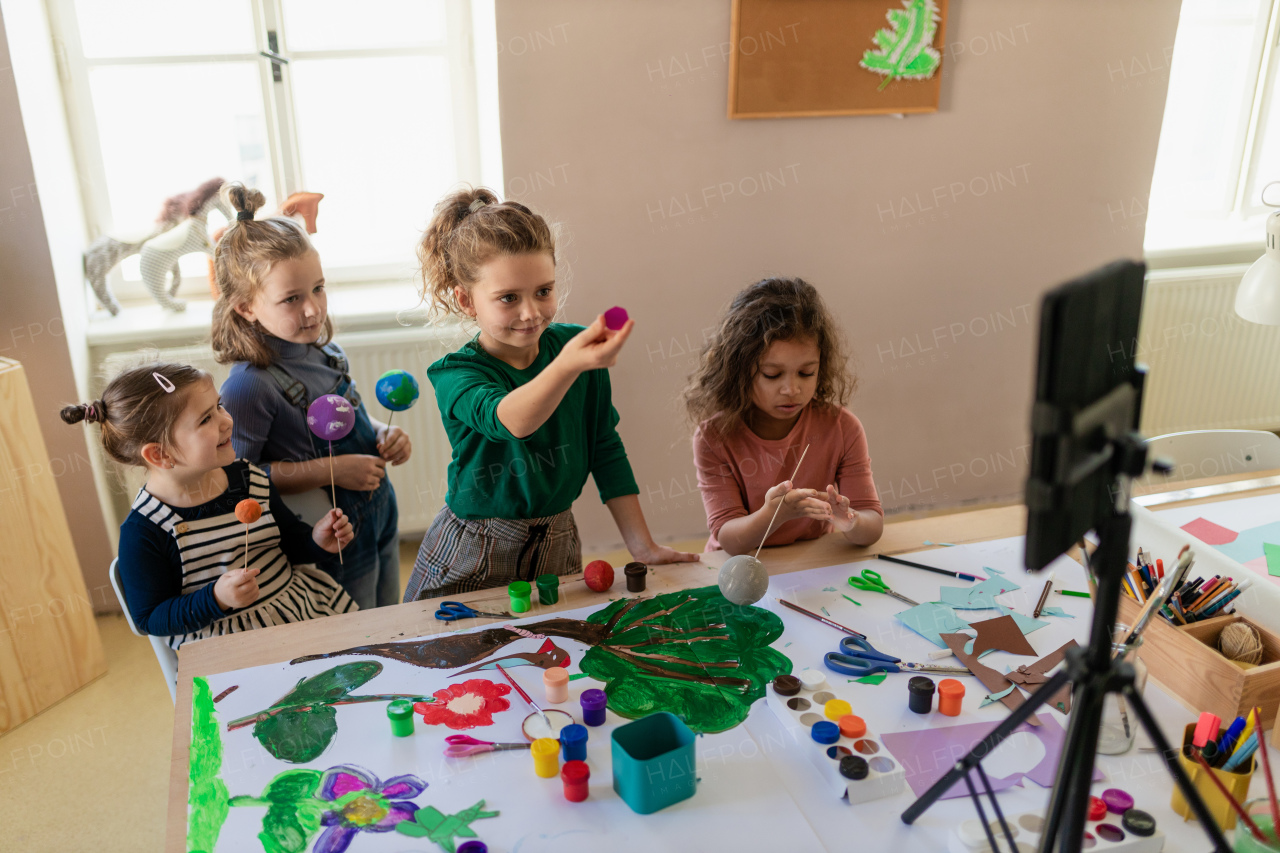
[307,393,355,562]
[375,369,419,428]
[718,554,769,605]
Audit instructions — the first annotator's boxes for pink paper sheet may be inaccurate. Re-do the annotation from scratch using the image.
[1180,517,1239,545]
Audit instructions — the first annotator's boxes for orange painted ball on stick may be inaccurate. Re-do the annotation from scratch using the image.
[235,499,263,525]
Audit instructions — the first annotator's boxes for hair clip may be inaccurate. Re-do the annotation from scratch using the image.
[236,210,254,221]
[153,372,176,393]
[85,403,97,421]
[468,198,488,214]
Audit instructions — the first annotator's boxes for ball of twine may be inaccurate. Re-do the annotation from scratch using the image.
[1219,622,1264,665]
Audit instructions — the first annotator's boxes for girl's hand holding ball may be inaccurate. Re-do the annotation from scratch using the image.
[214,567,260,611]
[313,508,353,554]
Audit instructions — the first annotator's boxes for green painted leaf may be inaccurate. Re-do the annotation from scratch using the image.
[188,677,230,853]
[581,586,791,733]
[860,0,942,85]
[272,661,383,707]
[254,705,338,763]
[259,801,324,853]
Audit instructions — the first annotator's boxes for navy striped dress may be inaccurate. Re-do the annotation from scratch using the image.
[119,461,357,649]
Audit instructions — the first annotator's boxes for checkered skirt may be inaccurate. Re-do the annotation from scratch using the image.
[403,506,582,601]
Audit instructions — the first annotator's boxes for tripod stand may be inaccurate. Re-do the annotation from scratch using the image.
[900,432,1231,853]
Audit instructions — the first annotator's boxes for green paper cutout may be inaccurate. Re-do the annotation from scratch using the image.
[1265,542,1280,577]
[188,676,230,853]
[395,800,499,852]
[855,673,888,685]
[860,0,942,90]
[842,594,862,606]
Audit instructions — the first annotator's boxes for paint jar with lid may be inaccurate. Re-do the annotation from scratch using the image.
[562,760,590,802]
[624,562,648,592]
[908,676,936,714]
[508,580,532,613]
[386,699,415,737]
[937,679,965,716]
[544,667,569,704]
[581,689,607,726]
[560,724,588,762]
[536,573,560,605]
[531,737,560,778]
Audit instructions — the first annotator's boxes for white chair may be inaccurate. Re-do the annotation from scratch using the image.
[1146,430,1280,479]
[108,558,179,702]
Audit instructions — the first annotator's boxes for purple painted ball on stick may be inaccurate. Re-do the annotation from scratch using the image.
[307,394,356,442]
[604,306,629,330]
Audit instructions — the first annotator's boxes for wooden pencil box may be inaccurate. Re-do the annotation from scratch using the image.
[1117,597,1280,729]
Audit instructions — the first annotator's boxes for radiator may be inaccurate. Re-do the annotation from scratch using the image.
[96,325,462,537]
[1138,265,1280,436]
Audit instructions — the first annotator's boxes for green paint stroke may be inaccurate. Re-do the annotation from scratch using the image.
[188,676,230,853]
[860,0,942,90]
[580,586,792,734]
[228,769,324,853]
[395,800,499,852]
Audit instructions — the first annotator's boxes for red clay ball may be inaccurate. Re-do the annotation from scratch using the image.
[235,499,263,525]
[584,560,614,592]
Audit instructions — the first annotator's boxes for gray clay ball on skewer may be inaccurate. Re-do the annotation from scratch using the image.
[718,554,769,605]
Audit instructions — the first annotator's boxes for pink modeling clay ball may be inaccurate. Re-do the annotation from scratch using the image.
[603,306,629,330]
[307,394,356,442]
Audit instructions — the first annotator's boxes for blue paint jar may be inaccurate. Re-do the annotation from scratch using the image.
[561,723,588,762]
[581,689,607,726]
[811,720,840,744]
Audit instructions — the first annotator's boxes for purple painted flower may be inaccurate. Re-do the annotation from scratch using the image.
[313,764,426,853]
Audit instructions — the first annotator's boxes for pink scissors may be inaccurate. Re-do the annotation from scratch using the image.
[443,735,531,757]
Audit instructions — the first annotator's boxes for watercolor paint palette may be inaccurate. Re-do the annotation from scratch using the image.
[947,810,1165,853]
[765,682,905,804]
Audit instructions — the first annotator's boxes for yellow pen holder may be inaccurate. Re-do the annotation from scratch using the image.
[1170,723,1256,830]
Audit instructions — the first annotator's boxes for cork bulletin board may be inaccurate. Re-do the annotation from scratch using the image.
[728,0,950,118]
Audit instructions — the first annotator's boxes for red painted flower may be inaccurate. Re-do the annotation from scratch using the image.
[413,679,511,730]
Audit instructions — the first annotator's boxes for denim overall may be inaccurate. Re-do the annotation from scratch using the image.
[268,344,400,609]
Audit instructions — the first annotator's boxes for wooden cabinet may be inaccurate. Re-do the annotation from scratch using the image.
[0,358,106,732]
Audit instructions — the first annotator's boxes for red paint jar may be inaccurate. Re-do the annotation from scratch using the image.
[562,759,590,802]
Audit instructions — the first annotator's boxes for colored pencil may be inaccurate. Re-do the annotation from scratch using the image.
[1054,589,1091,598]
[875,553,986,582]
[776,598,866,638]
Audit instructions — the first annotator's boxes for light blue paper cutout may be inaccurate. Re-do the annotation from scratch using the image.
[896,602,972,648]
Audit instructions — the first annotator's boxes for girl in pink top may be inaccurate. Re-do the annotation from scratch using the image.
[686,278,883,555]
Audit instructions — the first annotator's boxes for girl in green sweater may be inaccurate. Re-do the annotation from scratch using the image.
[402,188,697,600]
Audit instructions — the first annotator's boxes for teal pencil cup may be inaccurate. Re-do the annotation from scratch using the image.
[611,712,697,814]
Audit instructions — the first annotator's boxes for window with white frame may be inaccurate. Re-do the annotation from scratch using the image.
[1146,0,1280,259]
[49,0,482,309]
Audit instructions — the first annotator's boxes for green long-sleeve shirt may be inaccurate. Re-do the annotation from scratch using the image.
[428,323,639,520]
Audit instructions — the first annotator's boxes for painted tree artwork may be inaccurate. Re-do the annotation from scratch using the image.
[860,0,942,90]
[292,586,792,733]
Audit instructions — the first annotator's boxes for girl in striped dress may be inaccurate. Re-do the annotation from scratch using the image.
[63,362,357,650]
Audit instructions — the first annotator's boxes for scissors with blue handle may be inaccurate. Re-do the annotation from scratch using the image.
[847,568,920,606]
[824,636,971,677]
[434,601,512,622]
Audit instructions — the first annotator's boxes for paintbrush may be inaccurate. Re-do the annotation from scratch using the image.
[494,662,549,730]
[776,598,865,638]
[1192,750,1268,841]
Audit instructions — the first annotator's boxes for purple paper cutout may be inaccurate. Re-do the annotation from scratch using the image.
[881,715,1100,800]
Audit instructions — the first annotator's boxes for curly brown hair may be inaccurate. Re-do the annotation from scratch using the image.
[683,277,856,438]
[211,183,333,369]
[417,186,557,321]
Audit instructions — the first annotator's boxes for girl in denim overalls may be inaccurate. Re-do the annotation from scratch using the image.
[210,183,411,609]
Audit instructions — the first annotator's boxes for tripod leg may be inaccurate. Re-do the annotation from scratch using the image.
[1038,664,1110,852]
[901,667,1072,824]
[1125,686,1232,853]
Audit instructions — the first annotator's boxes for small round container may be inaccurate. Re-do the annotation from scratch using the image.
[908,676,936,714]
[824,699,852,721]
[560,723,588,762]
[937,679,965,716]
[1121,809,1155,837]
[544,667,569,704]
[531,737,560,778]
[457,843,488,853]
[772,674,801,696]
[561,760,590,802]
[580,689,607,726]
[536,573,560,605]
[1102,788,1134,814]
[811,720,840,744]
[386,699,414,737]
[799,669,827,691]
[624,562,647,592]
[839,755,869,781]
[838,714,866,739]
[1087,795,1107,822]
[509,580,532,613]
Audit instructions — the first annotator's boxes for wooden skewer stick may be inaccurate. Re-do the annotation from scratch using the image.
[755,444,811,560]
[329,439,343,565]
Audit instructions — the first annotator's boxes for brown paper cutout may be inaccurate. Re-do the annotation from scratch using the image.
[1005,640,1078,714]
[967,614,1037,657]
[941,632,1041,726]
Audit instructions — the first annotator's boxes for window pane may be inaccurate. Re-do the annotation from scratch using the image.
[290,56,455,270]
[281,0,446,51]
[1147,0,1267,220]
[1246,79,1280,212]
[88,63,275,264]
[74,0,255,58]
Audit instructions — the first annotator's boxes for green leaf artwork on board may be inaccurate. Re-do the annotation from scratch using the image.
[394,800,499,852]
[224,662,431,763]
[228,769,325,853]
[188,676,230,853]
[860,0,942,90]
[291,586,792,734]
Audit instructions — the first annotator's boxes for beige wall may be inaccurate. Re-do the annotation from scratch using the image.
[495,0,1182,553]
[0,6,114,605]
